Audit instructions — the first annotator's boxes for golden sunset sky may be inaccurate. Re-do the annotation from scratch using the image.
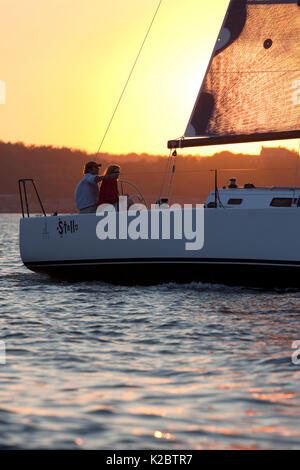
[0,0,298,156]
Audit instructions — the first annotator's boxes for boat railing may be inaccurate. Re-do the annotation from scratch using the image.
[18,178,46,218]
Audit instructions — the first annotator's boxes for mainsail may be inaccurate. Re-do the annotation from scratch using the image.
[168,0,300,149]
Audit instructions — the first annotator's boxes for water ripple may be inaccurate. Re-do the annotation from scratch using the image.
[0,215,300,449]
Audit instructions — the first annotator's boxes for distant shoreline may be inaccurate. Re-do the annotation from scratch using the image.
[1,140,299,213]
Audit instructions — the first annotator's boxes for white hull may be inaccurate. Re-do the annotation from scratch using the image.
[19,208,300,286]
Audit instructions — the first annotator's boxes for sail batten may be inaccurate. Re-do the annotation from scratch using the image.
[168,0,300,149]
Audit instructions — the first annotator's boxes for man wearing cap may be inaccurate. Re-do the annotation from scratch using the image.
[75,161,106,213]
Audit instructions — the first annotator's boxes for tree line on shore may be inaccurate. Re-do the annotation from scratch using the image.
[0,140,298,213]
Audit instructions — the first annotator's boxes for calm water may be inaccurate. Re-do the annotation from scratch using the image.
[0,214,300,449]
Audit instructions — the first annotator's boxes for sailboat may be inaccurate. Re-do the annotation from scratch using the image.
[19,0,300,286]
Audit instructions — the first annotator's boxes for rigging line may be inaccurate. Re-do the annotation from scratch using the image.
[159,149,173,200]
[167,151,178,201]
[95,0,163,156]
[294,141,300,193]
[120,167,300,176]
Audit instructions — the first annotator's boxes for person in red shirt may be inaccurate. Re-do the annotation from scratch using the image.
[98,165,120,208]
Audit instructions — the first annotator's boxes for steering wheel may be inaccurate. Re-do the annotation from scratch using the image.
[118,180,147,207]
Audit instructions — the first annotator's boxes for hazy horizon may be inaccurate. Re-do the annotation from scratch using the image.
[1,139,299,213]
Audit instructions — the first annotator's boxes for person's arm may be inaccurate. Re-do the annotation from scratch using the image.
[86,174,108,183]
[95,173,118,183]
[94,175,105,183]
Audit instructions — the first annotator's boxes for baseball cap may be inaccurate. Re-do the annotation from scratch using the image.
[85,161,102,171]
